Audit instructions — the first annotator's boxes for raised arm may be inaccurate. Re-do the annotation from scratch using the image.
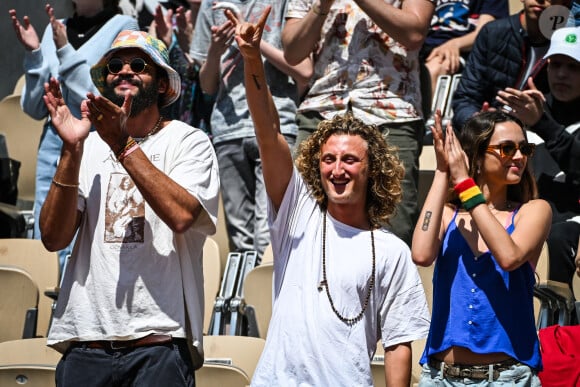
[412,111,451,266]
[40,78,90,251]
[281,0,332,65]
[354,0,434,50]
[230,7,294,211]
[198,20,236,95]
[445,124,552,271]
[258,40,313,95]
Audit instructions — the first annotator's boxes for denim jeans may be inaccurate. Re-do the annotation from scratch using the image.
[34,123,74,269]
[215,136,295,258]
[418,363,541,386]
[56,339,195,387]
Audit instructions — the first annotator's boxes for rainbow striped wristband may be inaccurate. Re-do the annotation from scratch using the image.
[454,178,485,211]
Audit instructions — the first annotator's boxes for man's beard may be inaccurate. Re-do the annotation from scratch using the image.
[101,77,160,117]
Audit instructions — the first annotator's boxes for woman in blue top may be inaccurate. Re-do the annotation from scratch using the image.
[412,110,551,386]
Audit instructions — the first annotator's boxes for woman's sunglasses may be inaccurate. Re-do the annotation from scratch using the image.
[486,141,536,158]
[106,58,149,75]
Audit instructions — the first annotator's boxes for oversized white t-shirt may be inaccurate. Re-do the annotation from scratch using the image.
[47,121,220,360]
[251,169,430,386]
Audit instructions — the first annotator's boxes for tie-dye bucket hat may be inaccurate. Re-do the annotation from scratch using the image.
[90,30,180,107]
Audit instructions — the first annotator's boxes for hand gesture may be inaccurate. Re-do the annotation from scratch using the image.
[46,4,68,49]
[444,123,470,186]
[431,110,449,174]
[426,39,462,75]
[175,6,194,53]
[9,9,40,51]
[86,91,132,153]
[207,18,236,59]
[227,5,271,60]
[43,78,91,144]
[152,4,174,48]
[495,77,545,126]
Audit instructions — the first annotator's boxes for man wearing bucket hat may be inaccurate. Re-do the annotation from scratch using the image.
[40,30,219,386]
[498,26,580,313]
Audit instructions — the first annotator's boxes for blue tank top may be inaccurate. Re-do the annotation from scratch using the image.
[420,208,542,370]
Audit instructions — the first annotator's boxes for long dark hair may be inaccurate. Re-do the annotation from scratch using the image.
[452,111,538,204]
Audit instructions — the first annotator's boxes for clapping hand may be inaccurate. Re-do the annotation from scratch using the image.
[151,4,174,48]
[443,119,470,186]
[43,78,91,145]
[86,91,132,153]
[495,77,545,126]
[9,8,40,51]
[46,4,68,49]
[431,110,449,174]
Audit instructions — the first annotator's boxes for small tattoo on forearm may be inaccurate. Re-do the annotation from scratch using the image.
[421,211,432,231]
[252,74,261,90]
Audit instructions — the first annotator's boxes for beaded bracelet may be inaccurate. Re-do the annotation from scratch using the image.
[118,142,140,162]
[454,178,485,211]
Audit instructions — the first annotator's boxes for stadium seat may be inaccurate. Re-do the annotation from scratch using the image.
[242,262,273,339]
[196,363,250,387]
[0,337,60,387]
[203,237,221,334]
[203,335,265,380]
[0,239,60,338]
[0,267,39,342]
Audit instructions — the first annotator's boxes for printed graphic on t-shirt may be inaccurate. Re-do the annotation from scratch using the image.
[104,173,145,243]
[431,0,471,33]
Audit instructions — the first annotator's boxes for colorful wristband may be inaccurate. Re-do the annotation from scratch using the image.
[118,143,140,162]
[116,137,137,160]
[454,178,486,211]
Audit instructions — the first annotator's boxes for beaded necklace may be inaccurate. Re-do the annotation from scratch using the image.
[318,211,376,325]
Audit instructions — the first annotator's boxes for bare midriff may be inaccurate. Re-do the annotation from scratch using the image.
[433,346,513,365]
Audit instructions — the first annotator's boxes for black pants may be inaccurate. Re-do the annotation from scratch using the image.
[56,339,195,387]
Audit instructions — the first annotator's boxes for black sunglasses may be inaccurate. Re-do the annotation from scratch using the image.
[486,141,536,158]
[106,57,149,74]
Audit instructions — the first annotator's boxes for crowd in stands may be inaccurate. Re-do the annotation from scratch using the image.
[4,0,580,385]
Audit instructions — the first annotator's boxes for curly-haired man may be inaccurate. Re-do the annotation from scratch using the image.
[230,8,430,386]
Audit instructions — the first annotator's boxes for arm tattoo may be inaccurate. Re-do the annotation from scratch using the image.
[421,211,432,231]
[252,74,261,90]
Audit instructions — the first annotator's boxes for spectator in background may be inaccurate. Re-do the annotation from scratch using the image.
[152,3,214,132]
[190,0,312,259]
[497,26,580,300]
[569,0,580,26]
[413,111,550,385]
[451,0,571,131]
[234,9,430,385]
[420,0,508,101]
[41,30,219,386]
[282,0,436,246]
[9,1,138,268]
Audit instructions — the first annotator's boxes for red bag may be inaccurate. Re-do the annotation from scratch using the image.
[538,324,580,387]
